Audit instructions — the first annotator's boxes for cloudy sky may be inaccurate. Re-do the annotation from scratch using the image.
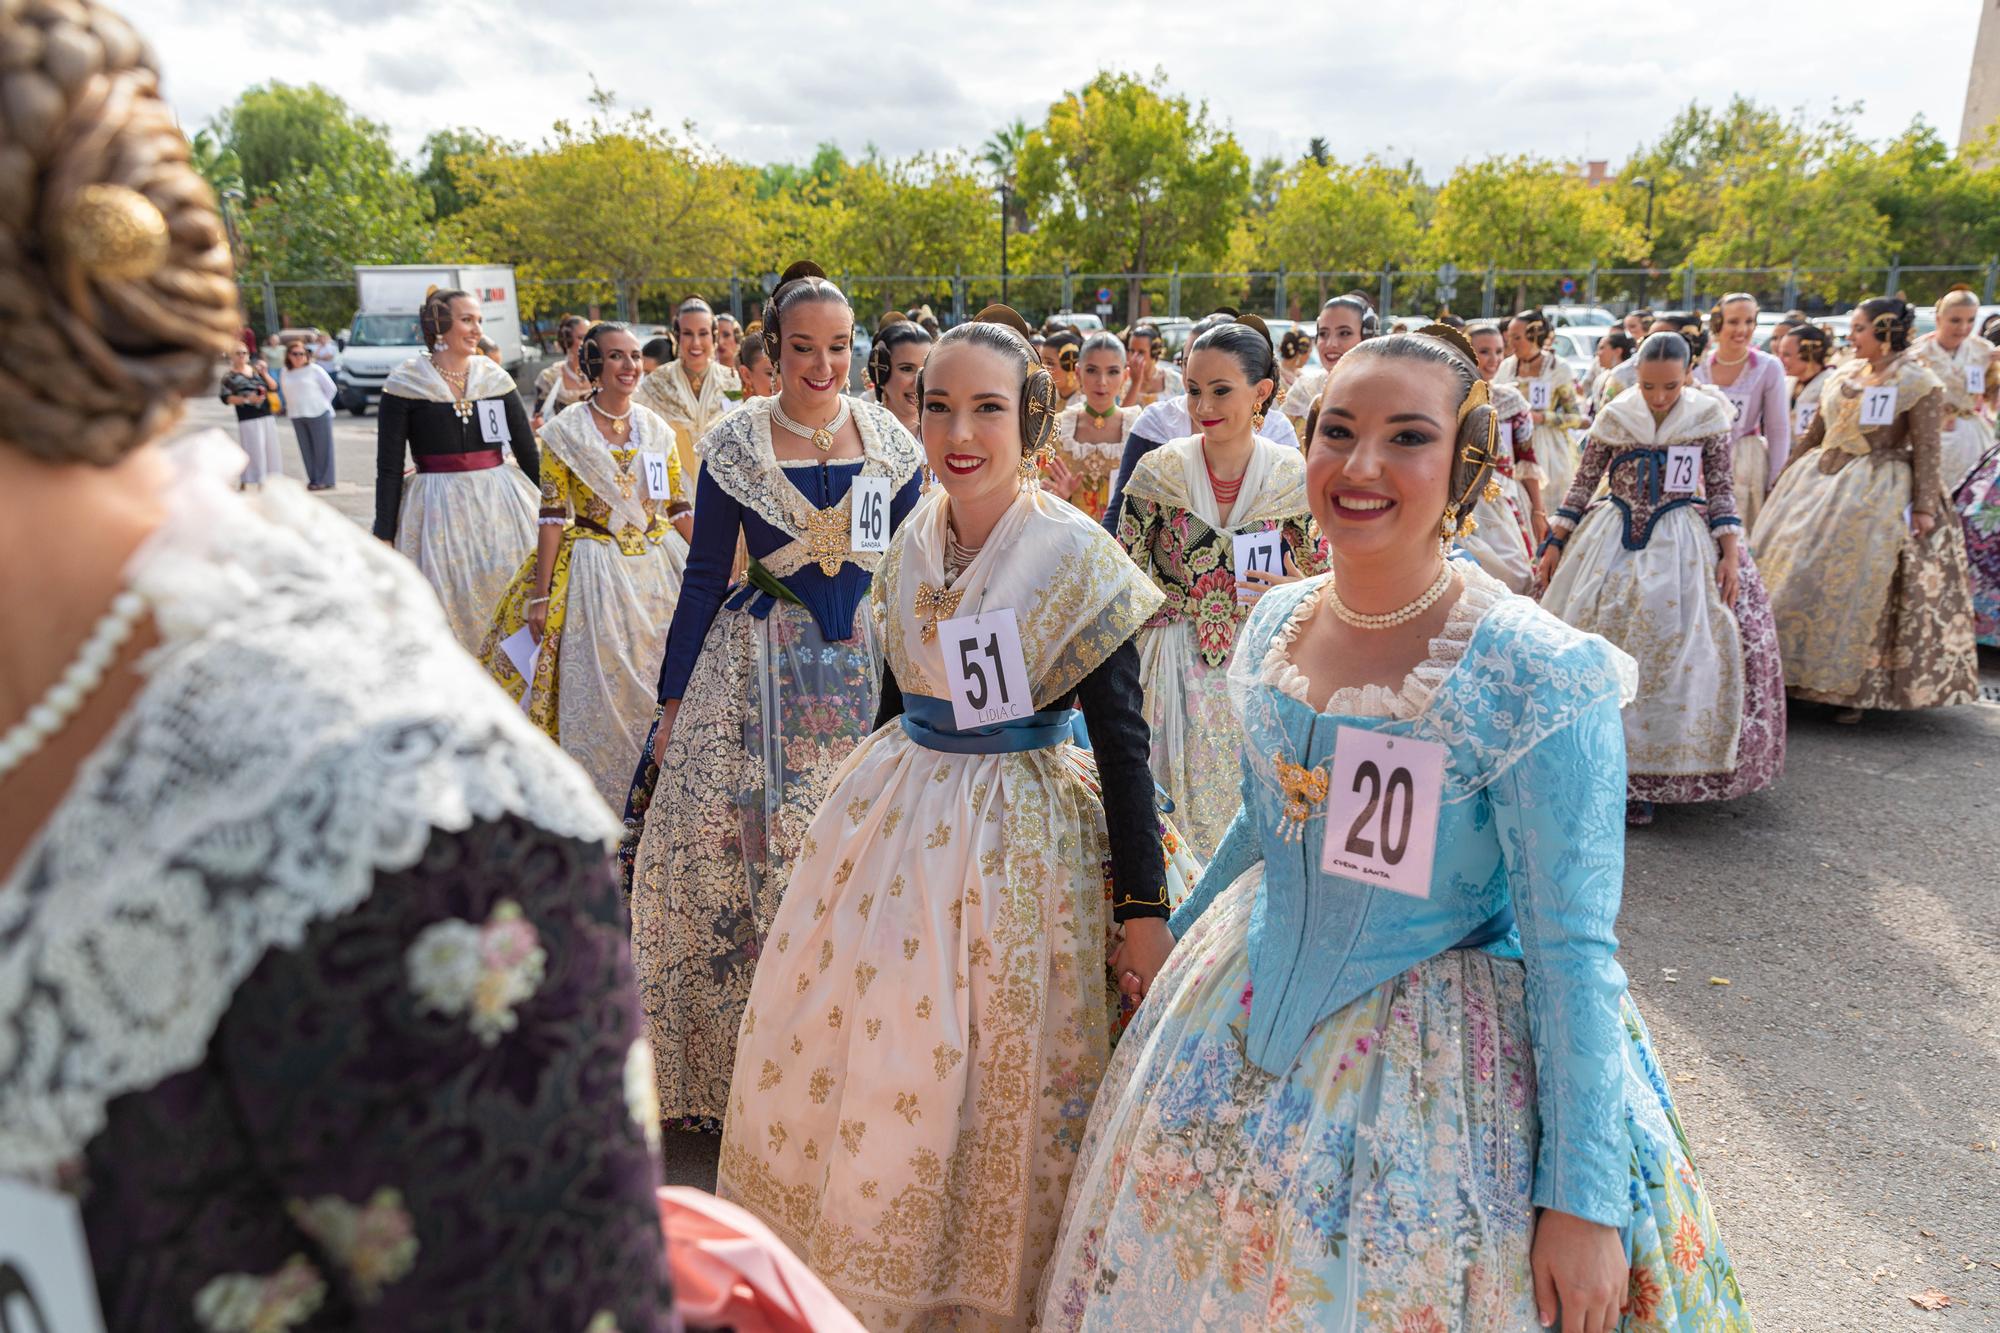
[146,0,1988,177]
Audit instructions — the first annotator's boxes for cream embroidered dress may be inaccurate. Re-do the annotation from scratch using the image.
[479,401,691,809]
[716,486,1184,1330]
[637,358,743,497]
[1115,436,1319,858]
[627,398,923,1129]
[1458,381,1537,593]
[1911,331,1999,487]
[1497,350,1585,506]
[1052,403,1140,521]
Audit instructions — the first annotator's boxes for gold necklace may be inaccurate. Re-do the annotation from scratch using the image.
[431,355,473,423]
[1327,562,1453,630]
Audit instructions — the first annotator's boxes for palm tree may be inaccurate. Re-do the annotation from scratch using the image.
[981,119,1030,302]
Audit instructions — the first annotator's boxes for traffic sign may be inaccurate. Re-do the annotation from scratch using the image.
[1095,303,1114,317]
[1437,262,1460,284]
[1436,284,1457,302]
[1559,278,1577,295]
[1096,287,1112,303]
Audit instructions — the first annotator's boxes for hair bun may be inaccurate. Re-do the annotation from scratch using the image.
[1416,322,1479,365]
[1209,305,1241,319]
[972,304,1035,340]
[876,310,909,334]
[1234,313,1272,348]
[779,260,826,286]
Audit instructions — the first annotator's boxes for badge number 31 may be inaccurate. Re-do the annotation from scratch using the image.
[939,607,1032,730]
[1321,727,1447,899]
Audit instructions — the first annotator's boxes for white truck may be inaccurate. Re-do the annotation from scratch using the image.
[334,264,523,415]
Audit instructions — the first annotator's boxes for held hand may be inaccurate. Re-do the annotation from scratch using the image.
[1238,552,1304,602]
[1531,409,1547,426]
[1910,509,1937,539]
[531,412,544,432]
[1530,1209,1626,1332]
[651,698,682,765]
[1717,546,1741,606]
[1041,454,1076,498]
[1109,917,1176,1002]
[1535,543,1563,588]
[1530,509,1550,545]
[526,600,548,645]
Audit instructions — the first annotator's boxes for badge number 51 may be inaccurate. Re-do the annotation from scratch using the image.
[939,607,1032,730]
[1321,726,1447,899]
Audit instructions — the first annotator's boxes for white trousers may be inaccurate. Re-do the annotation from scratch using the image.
[236,415,284,484]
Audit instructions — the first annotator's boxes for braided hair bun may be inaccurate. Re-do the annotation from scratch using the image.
[0,0,241,465]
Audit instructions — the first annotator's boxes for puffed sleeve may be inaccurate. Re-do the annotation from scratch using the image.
[1550,435,1614,535]
[1168,754,1262,939]
[1486,689,1632,1228]
[540,449,573,523]
[1547,375,1586,432]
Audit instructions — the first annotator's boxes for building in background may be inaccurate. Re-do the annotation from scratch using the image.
[1963,0,2000,162]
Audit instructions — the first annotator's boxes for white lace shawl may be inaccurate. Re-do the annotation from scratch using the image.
[0,434,616,1184]
[697,396,922,539]
[382,353,518,403]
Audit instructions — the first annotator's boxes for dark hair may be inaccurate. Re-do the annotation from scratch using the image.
[1636,330,1692,366]
[760,261,852,366]
[1322,328,1495,515]
[1629,308,1654,321]
[1437,313,1467,329]
[1981,313,2000,344]
[642,335,676,364]
[1782,322,1830,366]
[1080,331,1126,362]
[1127,322,1163,351]
[420,288,473,349]
[1279,327,1312,359]
[918,316,1060,459]
[1508,308,1551,347]
[1654,311,1708,360]
[1319,294,1378,337]
[1856,296,1915,353]
[1187,320,1280,416]
[867,319,933,395]
[577,321,631,385]
[283,340,310,362]
[557,314,589,350]
[674,296,714,337]
[737,337,768,370]
[1602,329,1636,361]
[1465,321,1503,344]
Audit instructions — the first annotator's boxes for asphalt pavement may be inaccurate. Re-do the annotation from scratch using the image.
[178,388,2000,1329]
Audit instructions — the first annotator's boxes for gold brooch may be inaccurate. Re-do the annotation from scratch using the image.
[797,502,851,577]
[1275,759,1328,840]
[914,582,965,642]
[61,184,170,282]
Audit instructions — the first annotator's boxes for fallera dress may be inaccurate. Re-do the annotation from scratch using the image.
[1540,388,1785,804]
[1037,563,1753,1331]
[1694,347,1791,535]
[716,484,1198,1331]
[636,359,744,498]
[1497,350,1584,508]
[1457,381,1537,594]
[625,397,924,1129]
[1910,331,1999,489]
[479,400,691,810]
[1115,435,1322,858]
[1051,402,1141,522]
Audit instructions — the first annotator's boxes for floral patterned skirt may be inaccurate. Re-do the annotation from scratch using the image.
[1137,620,1241,860]
[1037,873,1754,1333]
[627,598,881,1127]
[1953,433,2000,647]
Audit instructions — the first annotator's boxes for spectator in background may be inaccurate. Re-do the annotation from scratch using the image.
[279,340,339,490]
[713,312,742,368]
[1623,308,1652,341]
[219,344,283,488]
[313,328,339,373]
[642,335,677,374]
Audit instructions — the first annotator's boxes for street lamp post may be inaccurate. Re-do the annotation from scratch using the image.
[1631,176,1657,309]
[999,181,1010,306]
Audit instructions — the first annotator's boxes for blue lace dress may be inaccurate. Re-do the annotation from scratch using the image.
[1038,563,1754,1332]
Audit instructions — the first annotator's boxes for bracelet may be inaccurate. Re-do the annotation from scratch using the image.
[1536,531,1567,556]
[527,596,551,606]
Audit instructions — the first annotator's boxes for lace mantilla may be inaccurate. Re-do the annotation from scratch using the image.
[0,433,616,1184]
[382,353,518,403]
[1259,560,1509,719]
[697,396,921,541]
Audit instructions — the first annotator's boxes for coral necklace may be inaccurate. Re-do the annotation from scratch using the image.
[1205,453,1244,508]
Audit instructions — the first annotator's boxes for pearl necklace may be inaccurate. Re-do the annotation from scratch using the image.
[771,395,852,452]
[590,399,633,440]
[0,588,147,781]
[1712,347,1750,368]
[1327,562,1453,630]
[944,531,982,583]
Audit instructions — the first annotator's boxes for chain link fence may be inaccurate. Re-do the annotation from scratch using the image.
[239,258,2000,346]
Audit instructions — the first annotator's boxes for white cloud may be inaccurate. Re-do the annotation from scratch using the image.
[150,0,1983,175]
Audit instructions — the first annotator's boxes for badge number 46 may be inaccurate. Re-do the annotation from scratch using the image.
[850,476,891,554]
[939,607,1032,730]
[1321,727,1447,899]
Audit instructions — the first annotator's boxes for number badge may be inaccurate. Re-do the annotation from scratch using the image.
[477,399,510,445]
[938,607,1032,730]
[1321,726,1447,899]
[849,476,891,554]
[1663,445,1701,495]
[1231,529,1282,603]
[639,451,670,501]
[1858,385,1898,428]
[1527,379,1552,412]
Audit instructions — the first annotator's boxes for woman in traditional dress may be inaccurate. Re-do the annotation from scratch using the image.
[1779,321,1836,441]
[1040,326,1086,407]
[717,311,1194,1330]
[1757,297,1980,722]
[737,327,775,397]
[532,314,592,430]
[1537,333,1785,825]
[1278,293,1375,436]
[625,263,925,1135]
[1277,324,1312,392]
[374,288,541,653]
[1118,321,1182,408]
[1040,327,1752,1333]
[1955,306,2000,646]
[480,324,692,809]
[1115,318,1322,858]
[864,311,932,437]
[1586,327,1636,419]
[1047,332,1140,521]
[1693,293,1791,532]
[1456,321,1541,589]
[1497,307,1586,504]
[0,12,672,1322]
[1912,285,1999,489]
[637,295,745,492]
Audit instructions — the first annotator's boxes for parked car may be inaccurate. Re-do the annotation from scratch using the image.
[1045,311,1105,334]
[1549,327,1604,385]
[1540,303,1618,328]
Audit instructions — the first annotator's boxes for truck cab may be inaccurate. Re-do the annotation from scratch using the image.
[333,264,523,415]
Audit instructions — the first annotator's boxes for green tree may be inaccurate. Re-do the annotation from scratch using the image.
[1427,156,1643,306]
[214,82,399,196]
[446,89,758,322]
[1865,120,2000,282]
[1015,70,1250,323]
[1307,137,1330,169]
[419,129,507,219]
[822,154,998,320]
[1249,158,1424,300]
[189,128,242,200]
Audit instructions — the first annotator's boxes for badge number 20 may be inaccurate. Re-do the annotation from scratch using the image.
[938,607,1032,730]
[1320,726,1447,899]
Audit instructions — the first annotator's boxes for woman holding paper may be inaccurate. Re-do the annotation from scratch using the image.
[624,263,924,1135]
[374,288,541,652]
[480,323,691,809]
[1756,297,1980,721]
[1040,326,1751,1333]
[1114,317,1321,858]
[1536,332,1784,825]
[716,308,1196,1330]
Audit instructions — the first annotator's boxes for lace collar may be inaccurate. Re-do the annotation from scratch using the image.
[699,396,922,538]
[382,353,517,403]
[1593,383,1733,449]
[0,433,614,1184]
[1257,559,1510,719]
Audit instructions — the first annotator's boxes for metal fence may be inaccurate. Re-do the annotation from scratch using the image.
[240,259,2000,345]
